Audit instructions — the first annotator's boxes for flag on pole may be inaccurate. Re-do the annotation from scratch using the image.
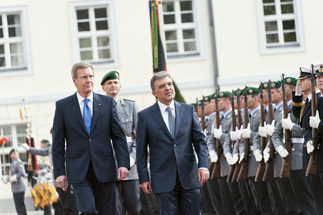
[149,0,186,103]
[149,0,167,73]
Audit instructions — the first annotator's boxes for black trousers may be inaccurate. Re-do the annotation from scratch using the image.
[116,179,141,215]
[73,162,116,215]
[13,191,27,215]
[139,188,160,215]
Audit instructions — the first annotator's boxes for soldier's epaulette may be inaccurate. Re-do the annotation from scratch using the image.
[123,98,135,103]
[292,101,303,107]
[120,98,134,106]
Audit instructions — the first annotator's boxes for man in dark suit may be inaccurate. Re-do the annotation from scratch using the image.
[52,62,130,215]
[136,71,209,215]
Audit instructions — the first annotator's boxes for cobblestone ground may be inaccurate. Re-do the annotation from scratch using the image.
[0,178,53,215]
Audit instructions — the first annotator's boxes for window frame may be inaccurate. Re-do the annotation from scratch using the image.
[0,6,33,77]
[256,0,305,54]
[69,0,119,67]
[162,0,205,62]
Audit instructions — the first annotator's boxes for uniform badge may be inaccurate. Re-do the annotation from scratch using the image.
[287,78,291,83]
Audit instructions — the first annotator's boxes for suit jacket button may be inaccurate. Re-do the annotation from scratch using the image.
[89,139,91,142]
[174,144,176,147]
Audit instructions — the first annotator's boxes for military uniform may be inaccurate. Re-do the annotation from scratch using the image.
[292,66,323,214]
[9,149,27,215]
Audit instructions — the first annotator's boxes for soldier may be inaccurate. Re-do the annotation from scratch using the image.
[101,70,142,215]
[239,87,273,215]
[260,81,297,214]
[292,66,323,214]
[272,76,317,214]
[8,148,27,215]
[211,91,237,215]
[200,95,219,215]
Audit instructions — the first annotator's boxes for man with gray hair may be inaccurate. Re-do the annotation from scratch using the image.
[136,71,209,215]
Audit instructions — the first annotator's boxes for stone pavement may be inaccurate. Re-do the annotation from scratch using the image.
[0,177,51,215]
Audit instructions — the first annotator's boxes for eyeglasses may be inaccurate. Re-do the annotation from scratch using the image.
[76,75,95,80]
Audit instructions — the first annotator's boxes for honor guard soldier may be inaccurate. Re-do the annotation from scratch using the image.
[9,148,28,215]
[272,76,317,214]
[293,66,323,214]
[101,70,142,215]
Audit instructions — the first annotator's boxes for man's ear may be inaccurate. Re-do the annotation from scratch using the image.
[152,90,157,98]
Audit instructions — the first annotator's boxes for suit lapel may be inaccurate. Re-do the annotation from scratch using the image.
[151,102,173,139]
[91,93,102,133]
[70,93,88,134]
[174,101,182,138]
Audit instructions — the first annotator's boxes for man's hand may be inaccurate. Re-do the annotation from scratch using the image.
[22,143,30,151]
[232,153,239,164]
[198,169,209,185]
[282,113,295,130]
[9,175,17,183]
[276,145,289,158]
[266,121,275,136]
[241,123,251,139]
[225,153,233,165]
[130,157,136,168]
[263,148,270,163]
[56,175,67,191]
[118,167,129,181]
[253,149,263,162]
[213,125,223,139]
[309,111,320,129]
[140,181,152,195]
[209,150,218,163]
[239,153,245,163]
[258,125,267,137]
[306,140,314,154]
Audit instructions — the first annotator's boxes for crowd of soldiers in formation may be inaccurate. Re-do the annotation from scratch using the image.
[193,64,323,215]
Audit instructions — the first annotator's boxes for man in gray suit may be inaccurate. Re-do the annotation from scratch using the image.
[8,148,27,215]
[101,70,141,215]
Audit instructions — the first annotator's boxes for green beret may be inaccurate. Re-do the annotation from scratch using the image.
[100,70,120,85]
[245,87,259,95]
[259,82,270,90]
[271,81,281,89]
[9,148,18,155]
[217,91,232,98]
[283,77,297,86]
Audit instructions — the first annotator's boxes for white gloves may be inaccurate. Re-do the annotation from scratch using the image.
[22,143,30,151]
[213,125,223,139]
[306,140,314,154]
[1,175,9,184]
[209,150,218,163]
[239,153,245,163]
[241,123,251,139]
[258,125,267,137]
[295,81,302,96]
[282,113,295,130]
[266,121,275,136]
[253,149,263,162]
[232,153,239,164]
[130,157,136,168]
[263,148,270,163]
[276,145,289,158]
[225,153,233,165]
[9,175,17,183]
[230,127,242,141]
[309,111,320,129]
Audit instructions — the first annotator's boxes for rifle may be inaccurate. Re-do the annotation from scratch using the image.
[280,74,291,177]
[237,86,249,182]
[306,64,318,175]
[211,88,221,179]
[227,90,236,182]
[263,80,275,181]
[232,89,242,182]
[255,83,266,181]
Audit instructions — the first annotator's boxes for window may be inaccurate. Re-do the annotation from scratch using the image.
[162,0,201,59]
[0,6,31,73]
[0,124,28,175]
[256,0,305,54]
[69,1,117,64]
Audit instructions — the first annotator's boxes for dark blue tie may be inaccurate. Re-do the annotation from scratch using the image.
[83,98,92,134]
[166,107,175,137]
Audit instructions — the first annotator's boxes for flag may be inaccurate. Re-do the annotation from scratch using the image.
[149,0,186,103]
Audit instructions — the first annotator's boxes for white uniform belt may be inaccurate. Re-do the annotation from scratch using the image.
[291,138,304,143]
[126,136,133,143]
